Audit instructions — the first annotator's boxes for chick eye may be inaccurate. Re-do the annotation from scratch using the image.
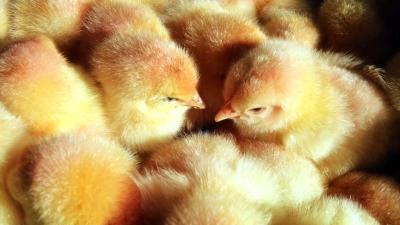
[166,97,178,102]
[247,107,266,114]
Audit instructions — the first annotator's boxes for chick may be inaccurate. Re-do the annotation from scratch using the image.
[328,171,400,225]
[163,0,267,130]
[141,132,324,224]
[7,0,94,55]
[0,35,109,137]
[90,32,204,153]
[317,0,388,65]
[162,158,276,225]
[6,133,142,225]
[76,0,170,67]
[272,196,380,225]
[139,133,275,224]
[0,103,30,225]
[258,6,320,48]
[215,38,399,181]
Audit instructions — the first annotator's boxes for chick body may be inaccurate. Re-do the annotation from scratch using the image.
[141,132,324,224]
[273,196,380,225]
[259,6,320,48]
[6,134,141,225]
[328,171,400,225]
[216,38,399,181]
[90,32,203,153]
[76,0,170,67]
[7,0,93,54]
[0,36,108,137]
[0,103,30,225]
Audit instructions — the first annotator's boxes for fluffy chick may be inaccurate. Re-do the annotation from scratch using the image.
[162,158,277,225]
[328,171,400,225]
[163,0,267,130]
[7,0,94,54]
[141,132,324,224]
[272,196,380,225]
[0,35,108,137]
[76,0,170,67]
[6,133,141,225]
[215,38,399,181]
[0,103,31,225]
[139,133,275,224]
[90,32,204,153]
[258,6,320,48]
[317,0,388,65]
[139,132,244,224]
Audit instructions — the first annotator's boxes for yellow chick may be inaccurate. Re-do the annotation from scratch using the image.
[328,171,400,225]
[0,35,109,137]
[140,132,324,224]
[215,38,399,181]
[7,0,95,55]
[272,196,380,225]
[6,133,142,225]
[259,6,320,48]
[317,0,388,65]
[162,0,267,131]
[162,159,275,225]
[139,133,274,224]
[0,103,31,225]
[76,0,170,67]
[90,32,204,153]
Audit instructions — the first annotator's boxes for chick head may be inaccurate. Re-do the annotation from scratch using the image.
[215,39,320,133]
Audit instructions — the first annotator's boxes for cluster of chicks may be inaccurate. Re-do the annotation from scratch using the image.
[1,0,400,224]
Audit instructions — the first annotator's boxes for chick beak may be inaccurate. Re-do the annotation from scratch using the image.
[215,102,241,122]
[180,94,205,109]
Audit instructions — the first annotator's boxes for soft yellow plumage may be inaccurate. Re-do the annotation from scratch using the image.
[0,35,109,137]
[162,0,267,131]
[0,103,30,225]
[273,196,380,225]
[90,32,203,153]
[7,0,94,54]
[328,171,400,225]
[259,6,320,48]
[6,133,142,225]
[76,0,170,67]
[140,132,325,224]
[0,0,8,47]
[216,38,399,181]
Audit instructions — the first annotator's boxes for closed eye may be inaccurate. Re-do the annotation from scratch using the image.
[247,107,266,114]
[166,97,179,102]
